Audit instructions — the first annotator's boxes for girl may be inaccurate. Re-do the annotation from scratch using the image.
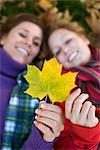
[0,13,64,149]
[43,14,100,149]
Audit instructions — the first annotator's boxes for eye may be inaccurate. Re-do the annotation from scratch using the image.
[19,33,27,38]
[65,39,72,44]
[33,41,40,47]
[55,49,61,56]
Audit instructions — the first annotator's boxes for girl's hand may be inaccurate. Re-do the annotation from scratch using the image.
[34,102,64,142]
[65,88,99,127]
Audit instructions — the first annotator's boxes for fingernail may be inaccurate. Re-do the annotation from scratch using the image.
[40,103,46,109]
[35,115,38,120]
[85,93,89,97]
[35,109,39,114]
[77,88,81,92]
[34,121,37,125]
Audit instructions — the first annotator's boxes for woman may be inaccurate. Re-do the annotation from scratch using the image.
[43,17,100,149]
[0,13,64,149]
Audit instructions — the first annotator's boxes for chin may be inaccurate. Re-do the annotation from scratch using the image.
[18,59,26,65]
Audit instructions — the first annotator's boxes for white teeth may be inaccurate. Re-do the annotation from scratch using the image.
[17,48,28,56]
[69,52,78,62]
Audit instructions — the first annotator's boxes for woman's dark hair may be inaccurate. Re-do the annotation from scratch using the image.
[0,13,44,38]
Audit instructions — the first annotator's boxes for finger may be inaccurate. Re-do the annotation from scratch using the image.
[35,109,62,122]
[87,105,99,127]
[35,115,57,130]
[39,102,62,114]
[71,94,89,123]
[35,116,62,136]
[78,101,92,125]
[65,88,81,119]
[34,121,55,142]
[88,105,96,120]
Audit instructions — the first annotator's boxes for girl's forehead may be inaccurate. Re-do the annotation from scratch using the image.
[50,28,76,39]
[9,21,43,38]
[10,21,41,32]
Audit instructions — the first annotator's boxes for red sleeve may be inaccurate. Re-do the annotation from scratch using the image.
[55,102,100,150]
[70,121,100,149]
[71,109,100,144]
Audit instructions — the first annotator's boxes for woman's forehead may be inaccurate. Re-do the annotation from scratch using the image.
[50,28,76,39]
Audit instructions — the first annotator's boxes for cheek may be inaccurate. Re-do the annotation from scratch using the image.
[58,53,67,62]
[5,36,16,48]
[57,55,65,64]
[32,48,40,57]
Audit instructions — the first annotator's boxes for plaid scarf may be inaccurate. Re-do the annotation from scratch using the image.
[75,49,100,108]
[1,70,40,150]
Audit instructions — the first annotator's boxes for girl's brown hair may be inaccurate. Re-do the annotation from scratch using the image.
[0,13,44,38]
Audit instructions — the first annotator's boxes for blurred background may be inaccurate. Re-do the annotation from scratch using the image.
[0,0,100,67]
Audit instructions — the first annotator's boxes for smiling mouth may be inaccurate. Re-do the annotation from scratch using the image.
[16,47,29,56]
[68,51,78,62]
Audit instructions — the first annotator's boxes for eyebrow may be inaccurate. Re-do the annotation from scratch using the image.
[61,34,67,41]
[61,34,73,44]
[33,37,42,41]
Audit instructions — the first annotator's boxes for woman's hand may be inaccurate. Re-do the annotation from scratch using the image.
[34,102,64,142]
[65,88,99,127]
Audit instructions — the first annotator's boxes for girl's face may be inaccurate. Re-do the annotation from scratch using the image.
[48,28,91,69]
[1,21,43,64]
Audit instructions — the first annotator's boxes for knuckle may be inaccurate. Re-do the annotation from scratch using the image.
[74,100,81,106]
[55,131,60,137]
[53,121,58,129]
[51,134,55,141]
[44,132,55,142]
[48,132,55,140]
[56,106,62,114]
[81,93,89,97]
[91,105,96,110]
[37,116,41,121]
[55,114,61,122]
[78,119,85,126]
[80,93,89,100]
[58,123,64,132]
[87,117,98,127]
[45,127,50,135]
[86,121,92,127]
[66,100,71,106]
[84,101,92,107]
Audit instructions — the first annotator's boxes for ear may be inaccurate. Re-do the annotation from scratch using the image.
[0,40,4,45]
[81,35,90,45]
[0,36,6,46]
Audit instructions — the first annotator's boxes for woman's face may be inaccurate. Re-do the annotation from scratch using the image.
[48,28,91,69]
[1,21,43,64]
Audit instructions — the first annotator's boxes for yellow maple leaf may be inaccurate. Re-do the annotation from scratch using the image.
[25,58,77,103]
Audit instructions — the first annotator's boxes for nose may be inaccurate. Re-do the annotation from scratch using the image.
[61,45,69,54]
[25,37,33,47]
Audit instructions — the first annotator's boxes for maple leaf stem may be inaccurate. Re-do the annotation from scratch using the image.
[45,95,48,103]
